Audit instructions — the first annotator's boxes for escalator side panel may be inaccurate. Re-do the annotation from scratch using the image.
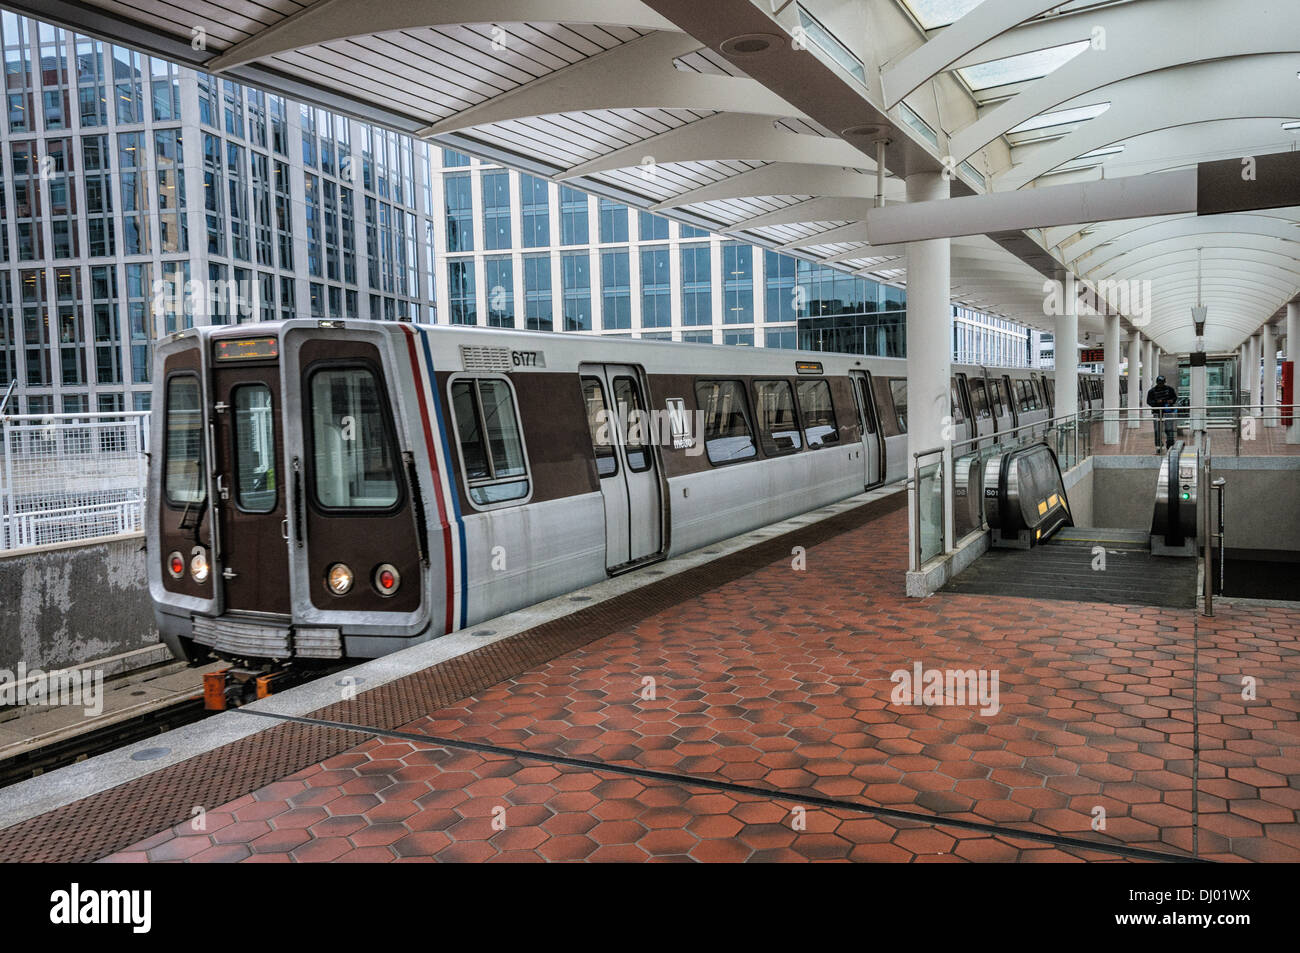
[985,442,1073,549]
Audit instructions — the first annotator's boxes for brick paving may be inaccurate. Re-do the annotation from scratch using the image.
[100,504,1299,863]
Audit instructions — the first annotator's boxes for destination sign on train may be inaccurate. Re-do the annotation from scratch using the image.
[215,338,279,361]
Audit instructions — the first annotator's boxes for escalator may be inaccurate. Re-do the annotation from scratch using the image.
[942,441,1200,608]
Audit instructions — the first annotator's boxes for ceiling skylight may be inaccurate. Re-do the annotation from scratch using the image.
[1009,102,1110,134]
[958,41,1091,91]
[901,0,984,30]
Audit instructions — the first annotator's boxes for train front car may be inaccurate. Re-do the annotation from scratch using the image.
[146,320,433,683]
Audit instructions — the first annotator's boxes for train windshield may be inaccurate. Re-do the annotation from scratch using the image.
[164,375,206,505]
[233,384,277,512]
[309,367,399,509]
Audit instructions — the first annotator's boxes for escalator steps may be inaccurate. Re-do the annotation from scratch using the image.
[942,539,1197,609]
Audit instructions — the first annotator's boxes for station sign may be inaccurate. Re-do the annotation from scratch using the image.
[1079,347,1104,363]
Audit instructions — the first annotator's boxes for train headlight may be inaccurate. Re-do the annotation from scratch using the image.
[373,563,400,596]
[327,563,354,596]
[167,551,185,579]
[190,548,210,583]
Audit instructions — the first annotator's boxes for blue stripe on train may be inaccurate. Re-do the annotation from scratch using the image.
[416,328,470,632]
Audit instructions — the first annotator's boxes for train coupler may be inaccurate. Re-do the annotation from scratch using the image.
[202,664,295,710]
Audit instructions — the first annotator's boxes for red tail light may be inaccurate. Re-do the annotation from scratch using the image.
[374,563,400,596]
[167,552,185,578]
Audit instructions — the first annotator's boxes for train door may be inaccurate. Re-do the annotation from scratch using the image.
[210,345,290,614]
[950,376,971,443]
[849,370,884,487]
[961,374,994,442]
[580,363,664,570]
[1000,375,1020,430]
[987,373,1013,435]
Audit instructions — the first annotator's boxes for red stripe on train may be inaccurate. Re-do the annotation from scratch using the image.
[400,326,455,635]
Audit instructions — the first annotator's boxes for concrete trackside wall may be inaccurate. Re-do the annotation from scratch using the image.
[1091,457,1162,530]
[0,532,157,671]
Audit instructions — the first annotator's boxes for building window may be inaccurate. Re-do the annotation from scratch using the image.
[561,252,591,331]
[600,251,630,330]
[765,328,796,350]
[74,34,108,127]
[680,245,712,326]
[448,260,476,325]
[444,172,474,253]
[599,198,628,244]
[640,248,670,329]
[481,170,511,250]
[520,175,549,247]
[560,186,589,246]
[638,211,669,242]
[765,250,797,322]
[722,243,753,324]
[485,256,513,328]
[523,253,551,331]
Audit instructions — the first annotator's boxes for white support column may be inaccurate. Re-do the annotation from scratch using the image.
[1262,323,1278,426]
[904,171,953,565]
[1287,302,1300,444]
[1053,286,1078,419]
[1143,339,1156,414]
[1127,334,1142,428]
[1189,357,1207,436]
[1249,333,1262,415]
[1103,313,1120,443]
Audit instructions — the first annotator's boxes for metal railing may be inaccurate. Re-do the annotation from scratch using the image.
[0,411,150,551]
[1106,403,1297,456]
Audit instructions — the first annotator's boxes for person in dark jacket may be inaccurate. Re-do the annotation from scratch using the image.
[1146,375,1178,452]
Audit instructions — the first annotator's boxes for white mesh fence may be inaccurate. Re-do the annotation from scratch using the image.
[0,412,150,550]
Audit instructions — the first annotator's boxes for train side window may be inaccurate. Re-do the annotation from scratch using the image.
[887,378,908,434]
[796,379,839,448]
[309,366,400,510]
[753,379,802,455]
[855,378,877,434]
[969,379,991,419]
[988,380,1004,417]
[164,374,206,506]
[694,379,757,464]
[450,377,530,506]
[581,377,617,478]
[613,376,651,472]
[949,380,965,424]
[232,383,277,513]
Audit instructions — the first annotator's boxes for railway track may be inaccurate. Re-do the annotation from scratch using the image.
[0,689,213,788]
[0,660,353,788]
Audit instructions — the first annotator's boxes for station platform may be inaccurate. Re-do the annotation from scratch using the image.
[1,488,1295,864]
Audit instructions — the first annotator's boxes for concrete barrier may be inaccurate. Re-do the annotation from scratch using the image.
[0,532,158,672]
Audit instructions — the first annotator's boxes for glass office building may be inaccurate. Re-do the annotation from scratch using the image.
[0,13,1034,415]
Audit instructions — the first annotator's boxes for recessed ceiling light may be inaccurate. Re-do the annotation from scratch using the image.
[1284,121,1300,130]
[719,34,781,56]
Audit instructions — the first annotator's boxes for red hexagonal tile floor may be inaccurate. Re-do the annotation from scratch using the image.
[102,508,1299,862]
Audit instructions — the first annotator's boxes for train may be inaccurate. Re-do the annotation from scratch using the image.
[147,320,1103,668]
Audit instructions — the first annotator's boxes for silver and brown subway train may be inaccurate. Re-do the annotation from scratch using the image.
[147,320,1102,665]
